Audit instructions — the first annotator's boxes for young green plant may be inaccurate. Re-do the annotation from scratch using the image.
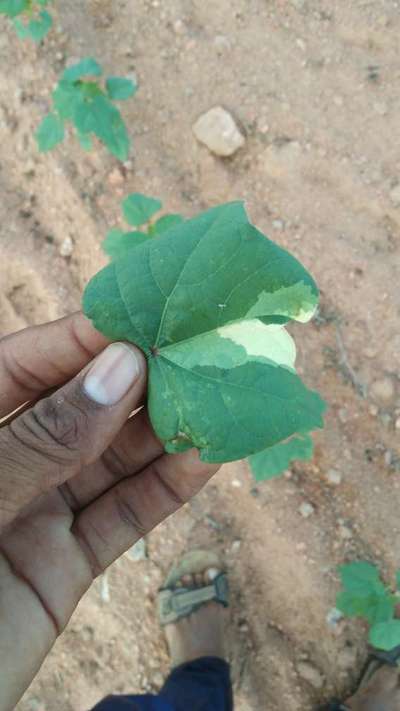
[84,200,326,472]
[337,561,400,651]
[102,192,184,260]
[36,57,137,159]
[0,0,53,42]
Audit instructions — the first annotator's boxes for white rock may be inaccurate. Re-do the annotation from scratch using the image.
[326,469,342,486]
[299,502,314,518]
[126,538,147,561]
[59,236,74,257]
[231,539,242,553]
[370,377,395,405]
[193,106,245,157]
[390,184,400,205]
[339,525,353,540]
[326,607,343,629]
[297,661,324,689]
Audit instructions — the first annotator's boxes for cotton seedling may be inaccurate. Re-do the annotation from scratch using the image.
[85,200,326,470]
[0,0,53,42]
[102,193,184,260]
[337,561,400,651]
[36,57,137,160]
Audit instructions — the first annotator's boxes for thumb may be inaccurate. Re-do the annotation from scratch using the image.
[0,342,147,531]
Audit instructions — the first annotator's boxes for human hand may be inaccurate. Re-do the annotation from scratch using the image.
[0,313,219,711]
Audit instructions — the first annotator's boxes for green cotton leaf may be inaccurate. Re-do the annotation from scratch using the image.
[83,201,325,463]
[53,80,84,121]
[105,76,137,100]
[102,229,150,260]
[36,113,64,152]
[336,591,395,626]
[248,434,314,481]
[0,0,28,17]
[13,9,52,41]
[151,213,184,235]
[122,193,163,227]
[369,620,400,651]
[63,57,102,83]
[78,94,129,160]
[338,562,387,597]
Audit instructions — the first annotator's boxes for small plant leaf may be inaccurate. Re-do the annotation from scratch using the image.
[83,201,325,463]
[151,213,184,235]
[338,562,386,597]
[106,76,137,100]
[337,591,395,626]
[0,0,28,17]
[63,57,102,82]
[102,229,150,260]
[122,193,163,227]
[14,8,52,41]
[36,113,64,152]
[369,620,400,651]
[248,434,314,481]
[81,95,130,160]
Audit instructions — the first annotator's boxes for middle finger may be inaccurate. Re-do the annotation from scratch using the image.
[60,408,164,510]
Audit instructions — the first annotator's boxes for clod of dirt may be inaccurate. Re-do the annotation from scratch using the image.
[296,661,325,689]
[192,106,245,157]
[370,377,396,406]
[337,645,357,670]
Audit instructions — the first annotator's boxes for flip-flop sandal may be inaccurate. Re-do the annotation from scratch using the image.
[158,550,229,626]
[318,644,400,710]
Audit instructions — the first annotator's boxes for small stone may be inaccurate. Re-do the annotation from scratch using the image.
[326,469,342,486]
[337,645,357,670]
[370,377,395,405]
[214,34,231,52]
[373,101,388,115]
[107,167,125,187]
[231,478,242,488]
[297,661,324,689]
[231,539,242,553]
[390,184,400,205]
[126,538,147,562]
[173,19,185,34]
[272,219,284,230]
[299,502,314,518]
[193,106,245,157]
[369,404,379,416]
[339,525,353,540]
[152,671,164,687]
[59,236,74,257]
[395,418,400,430]
[333,95,344,106]
[239,621,249,632]
[326,607,343,629]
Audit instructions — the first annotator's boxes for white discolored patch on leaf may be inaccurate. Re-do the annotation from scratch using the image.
[246,282,317,323]
[218,319,296,369]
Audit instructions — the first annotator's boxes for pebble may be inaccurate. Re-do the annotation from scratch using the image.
[299,502,314,518]
[214,35,231,52]
[231,478,242,488]
[339,525,353,540]
[231,539,242,553]
[326,607,343,629]
[59,236,74,257]
[125,538,147,562]
[173,19,185,34]
[192,106,245,157]
[107,167,125,187]
[326,468,342,485]
[272,219,284,230]
[296,661,324,689]
[152,671,164,687]
[396,417,400,430]
[389,184,400,205]
[370,377,395,405]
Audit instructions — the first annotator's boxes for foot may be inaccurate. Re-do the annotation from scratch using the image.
[345,665,400,710]
[164,567,227,668]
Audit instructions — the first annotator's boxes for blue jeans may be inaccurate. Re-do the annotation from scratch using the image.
[91,657,232,711]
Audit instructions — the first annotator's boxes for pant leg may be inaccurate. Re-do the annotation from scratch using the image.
[90,656,232,711]
[160,656,233,711]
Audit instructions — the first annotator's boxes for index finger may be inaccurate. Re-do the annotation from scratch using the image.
[0,312,109,419]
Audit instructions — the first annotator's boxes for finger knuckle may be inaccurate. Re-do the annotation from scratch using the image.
[11,395,88,465]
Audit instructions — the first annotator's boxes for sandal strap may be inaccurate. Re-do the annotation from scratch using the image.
[158,572,229,626]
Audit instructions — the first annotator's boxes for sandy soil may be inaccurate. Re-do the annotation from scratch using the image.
[1,1,399,709]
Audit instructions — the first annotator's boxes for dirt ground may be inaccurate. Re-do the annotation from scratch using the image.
[1,0,400,709]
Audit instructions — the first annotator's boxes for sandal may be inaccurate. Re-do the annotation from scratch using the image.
[319,644,400,710]
[158,550,229,626]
